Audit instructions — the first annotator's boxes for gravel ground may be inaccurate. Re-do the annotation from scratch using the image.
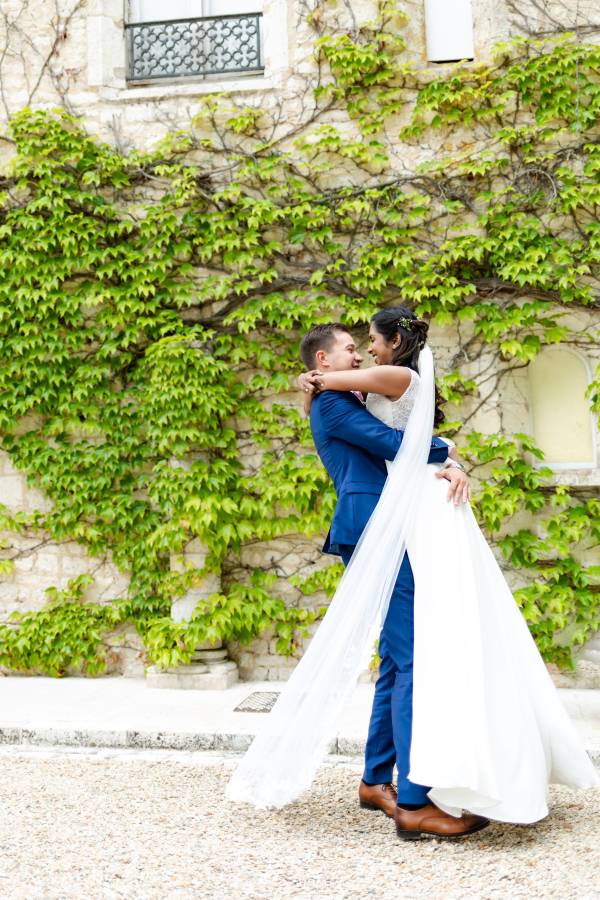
[0,747,598,900]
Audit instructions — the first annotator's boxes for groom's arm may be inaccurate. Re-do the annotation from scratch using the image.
[317,392,448,463]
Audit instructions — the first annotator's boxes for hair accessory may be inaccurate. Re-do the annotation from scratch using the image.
[396,316,415,331]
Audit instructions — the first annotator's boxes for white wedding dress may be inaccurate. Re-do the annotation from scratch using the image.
[367,371,599,823]
[226,348,598,820]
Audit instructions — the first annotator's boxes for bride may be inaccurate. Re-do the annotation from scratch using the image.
[226,307,598,823]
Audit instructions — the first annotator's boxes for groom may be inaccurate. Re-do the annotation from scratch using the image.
[299,323,490,840]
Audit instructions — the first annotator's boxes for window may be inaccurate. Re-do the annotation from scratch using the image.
[126,1,264,83]
[528,349,596,469]
[423,0,474,63]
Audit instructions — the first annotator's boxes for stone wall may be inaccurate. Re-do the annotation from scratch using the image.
[0,448,147,675]
[0,0,518,163]
[0,0,598,681]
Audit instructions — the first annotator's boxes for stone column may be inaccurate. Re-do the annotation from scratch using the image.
[146,538,238,690]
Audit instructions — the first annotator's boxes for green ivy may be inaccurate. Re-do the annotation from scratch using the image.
[0,3,598,674]
[0,574,128,677]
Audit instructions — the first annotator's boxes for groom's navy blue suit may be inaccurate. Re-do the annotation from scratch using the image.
[310,389,449,803]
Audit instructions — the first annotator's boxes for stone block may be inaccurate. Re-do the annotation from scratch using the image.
[214,733,253,752]
[127,730,215,751]
[21,485,53,514]
[145,660,238,690]
[271,667,294,681]
[254,654,282,668]
[104,646,146,678]
[274,656,296,668]
[236,653,256,669]
[548,660,600,690]
[84,578,129,604]
[0,728,23,745]
[0,476,24,508]
[170,581,220,623]
[87,572,130,602]
[581,634,600,653]
[13,555,34,574]
[241,666,267,681]
[0,583,20,606]
[102,624,147,676]
[59,557,87,577]
[31,554,61,577]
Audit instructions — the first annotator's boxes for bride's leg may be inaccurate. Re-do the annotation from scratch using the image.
[385,554,431,805]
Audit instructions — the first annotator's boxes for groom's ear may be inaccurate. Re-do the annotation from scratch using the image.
[314,348,328,368]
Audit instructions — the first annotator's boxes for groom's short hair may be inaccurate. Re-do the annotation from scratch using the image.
[299,323,349,369]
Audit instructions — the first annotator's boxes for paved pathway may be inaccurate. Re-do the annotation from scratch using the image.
[0,677,598,763]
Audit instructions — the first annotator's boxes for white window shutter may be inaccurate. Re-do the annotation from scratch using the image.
[424,0,474,62]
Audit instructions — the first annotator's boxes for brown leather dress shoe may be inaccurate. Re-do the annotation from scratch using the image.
[394,802,490,840]
[358,780,398,818]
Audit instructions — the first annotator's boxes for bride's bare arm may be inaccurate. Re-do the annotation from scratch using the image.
[302,390,313,417]
[304,365,412,396]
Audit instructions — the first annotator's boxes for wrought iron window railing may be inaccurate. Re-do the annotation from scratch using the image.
[126,13,263,83]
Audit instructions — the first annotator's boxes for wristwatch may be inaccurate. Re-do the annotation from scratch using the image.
[444,460,466,472]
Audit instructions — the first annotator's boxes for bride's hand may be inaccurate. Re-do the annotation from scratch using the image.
[436,466,471,505]
[298,371,325,394]
[299,370,323,418]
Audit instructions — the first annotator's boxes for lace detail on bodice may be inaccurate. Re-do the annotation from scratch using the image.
[365,369,420,430]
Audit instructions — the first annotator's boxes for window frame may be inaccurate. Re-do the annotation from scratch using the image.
[527,347,598,473]
[86,0,287,99]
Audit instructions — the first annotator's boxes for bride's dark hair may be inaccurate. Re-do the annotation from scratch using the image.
[370,306,446,427]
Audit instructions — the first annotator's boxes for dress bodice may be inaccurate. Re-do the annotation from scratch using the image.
[365,369,420,430]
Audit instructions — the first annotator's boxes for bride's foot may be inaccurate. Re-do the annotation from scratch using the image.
[358,780,398,817]
[394,803,490,840]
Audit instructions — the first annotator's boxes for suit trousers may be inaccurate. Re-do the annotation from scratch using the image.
[339,545,431,805]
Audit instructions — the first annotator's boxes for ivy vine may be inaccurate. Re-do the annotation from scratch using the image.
[0,1,598,674]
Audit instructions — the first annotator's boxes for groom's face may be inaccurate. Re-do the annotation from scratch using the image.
[317,331,363,371]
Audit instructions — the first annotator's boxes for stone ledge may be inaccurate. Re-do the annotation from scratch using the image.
[549,661,600,690]
[0,726,251,752]
[0,726,597,770]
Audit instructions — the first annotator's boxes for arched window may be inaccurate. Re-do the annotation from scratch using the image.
[424,0,474,63]
[528,349,596,468]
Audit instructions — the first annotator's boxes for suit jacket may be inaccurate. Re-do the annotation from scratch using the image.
[310,390,449,555]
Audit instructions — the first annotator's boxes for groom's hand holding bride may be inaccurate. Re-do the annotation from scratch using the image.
[435,457,471,506]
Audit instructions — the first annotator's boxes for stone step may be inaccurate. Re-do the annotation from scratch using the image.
[550,660,600,690]
[0,725,597,772]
